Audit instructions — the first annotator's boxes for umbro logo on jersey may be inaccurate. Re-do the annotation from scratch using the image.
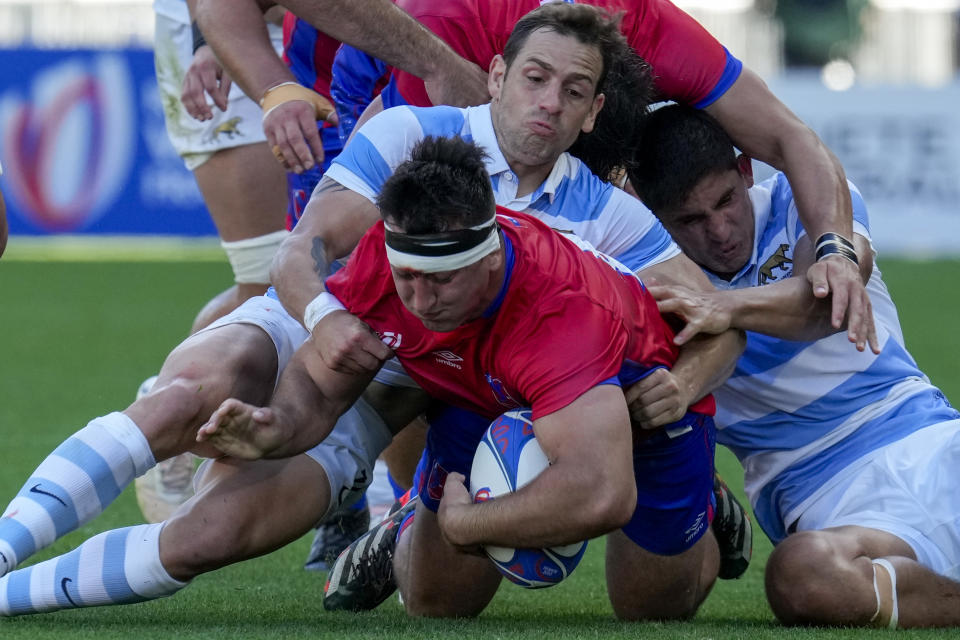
[433,350,463,369]
[379,331,403,349]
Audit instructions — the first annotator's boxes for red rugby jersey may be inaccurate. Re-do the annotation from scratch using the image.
[326,208,716,420]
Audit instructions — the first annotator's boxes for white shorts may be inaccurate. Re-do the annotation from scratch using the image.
[195,294,393,521]
[373,357,421,389]
[195,294,309,386]
[304,396,394,521]
[153,12,283,170]
[794,418,960,580]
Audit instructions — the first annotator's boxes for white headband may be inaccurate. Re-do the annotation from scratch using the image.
[384,217,501,273]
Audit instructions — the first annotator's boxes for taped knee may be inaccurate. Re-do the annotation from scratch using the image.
[869,558,899,629]
[221,230,289,284]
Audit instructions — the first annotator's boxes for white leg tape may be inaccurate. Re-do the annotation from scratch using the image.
[870,558,899,629]
[221,229,289,284]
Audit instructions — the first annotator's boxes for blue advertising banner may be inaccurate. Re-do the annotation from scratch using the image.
[1,47,214,236]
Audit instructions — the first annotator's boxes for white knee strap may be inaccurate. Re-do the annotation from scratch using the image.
[221,229,289,284]
[870,558,899,629]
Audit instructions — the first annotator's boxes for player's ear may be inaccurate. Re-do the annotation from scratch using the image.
[489,55,507,101]
[580,92,605,134]
[737,153,754,188]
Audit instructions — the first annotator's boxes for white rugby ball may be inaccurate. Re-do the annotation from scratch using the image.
[469,408,588,588]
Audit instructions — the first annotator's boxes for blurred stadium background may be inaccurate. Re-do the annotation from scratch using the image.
[0,0,959,253]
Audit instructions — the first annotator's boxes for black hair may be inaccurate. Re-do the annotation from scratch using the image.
[629,104,738,213]
[376,136,495,233]
[567,45,654,182]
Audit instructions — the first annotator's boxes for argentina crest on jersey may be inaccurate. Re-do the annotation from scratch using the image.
[757,242,794,286]
[744,178,799,287]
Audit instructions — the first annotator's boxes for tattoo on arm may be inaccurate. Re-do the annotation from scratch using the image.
[311,237,328,279]
[313,178,350,196]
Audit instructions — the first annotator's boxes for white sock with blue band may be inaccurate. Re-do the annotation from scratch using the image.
[0,412,155,576]
[0,522,186,616]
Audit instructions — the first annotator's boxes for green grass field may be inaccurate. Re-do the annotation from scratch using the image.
[0,251,959,639]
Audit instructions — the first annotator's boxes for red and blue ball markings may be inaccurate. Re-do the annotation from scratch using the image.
[470,409,588,589]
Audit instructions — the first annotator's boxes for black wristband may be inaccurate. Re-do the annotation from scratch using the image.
[191,20,207,54]
[816,241,859,266]
[814,232,855,253]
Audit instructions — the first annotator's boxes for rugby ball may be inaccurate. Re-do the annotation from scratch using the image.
[469,409,588,588]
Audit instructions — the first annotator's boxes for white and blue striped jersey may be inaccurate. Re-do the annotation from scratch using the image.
[325,103,679,273]
[710,173,960,543]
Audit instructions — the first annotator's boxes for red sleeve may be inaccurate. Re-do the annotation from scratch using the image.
[502,296,628,420]
[617,0,741,107]
[393,0,518,106]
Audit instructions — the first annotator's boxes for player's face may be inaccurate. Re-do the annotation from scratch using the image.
[489,29,605,172]
[657,167,755,280]
[391,251,505,332]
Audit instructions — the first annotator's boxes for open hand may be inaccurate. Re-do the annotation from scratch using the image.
[196,398,285,460]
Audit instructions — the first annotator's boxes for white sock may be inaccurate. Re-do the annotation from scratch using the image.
[0,523,187,616]
[0,413,155,575]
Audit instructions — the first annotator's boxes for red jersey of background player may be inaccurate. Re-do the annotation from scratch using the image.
[326,208,716,422]
[388,0,741,109]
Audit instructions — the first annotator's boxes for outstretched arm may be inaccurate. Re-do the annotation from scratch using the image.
[198,338,376,459]
[438,385,636,549]
[627,253,744,428]
[705,68,871,342]
[651,233,877,350]
[196,0,487,108]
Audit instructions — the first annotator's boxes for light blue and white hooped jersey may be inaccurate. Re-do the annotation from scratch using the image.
[709,173,960,543]
[324,103,679,273]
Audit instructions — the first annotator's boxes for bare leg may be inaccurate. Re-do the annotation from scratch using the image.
[161,454,332,580]
[190,141,288,331]
[605,528,719,621]
[394,502,501,617]
[0,453,333,615]
[381,417,428,490]
[126,324,279,461]
[766,525,960,628]
[0,323,278,577]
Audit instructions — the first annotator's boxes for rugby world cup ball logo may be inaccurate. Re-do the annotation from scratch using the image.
[0,54,134,231]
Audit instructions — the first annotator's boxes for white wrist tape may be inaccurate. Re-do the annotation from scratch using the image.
[303,291,346,331]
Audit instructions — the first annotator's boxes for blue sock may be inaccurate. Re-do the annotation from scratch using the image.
[387,471,406,501]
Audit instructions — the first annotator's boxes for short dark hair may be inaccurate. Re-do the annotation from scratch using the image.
[503,2,626,95]
[629,104,738,213]
[376,136,495,234]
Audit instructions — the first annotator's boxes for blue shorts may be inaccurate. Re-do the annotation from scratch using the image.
[285,125,342,229]
[413,405,716,556]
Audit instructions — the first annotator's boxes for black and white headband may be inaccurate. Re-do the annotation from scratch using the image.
[384,216,500,272]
